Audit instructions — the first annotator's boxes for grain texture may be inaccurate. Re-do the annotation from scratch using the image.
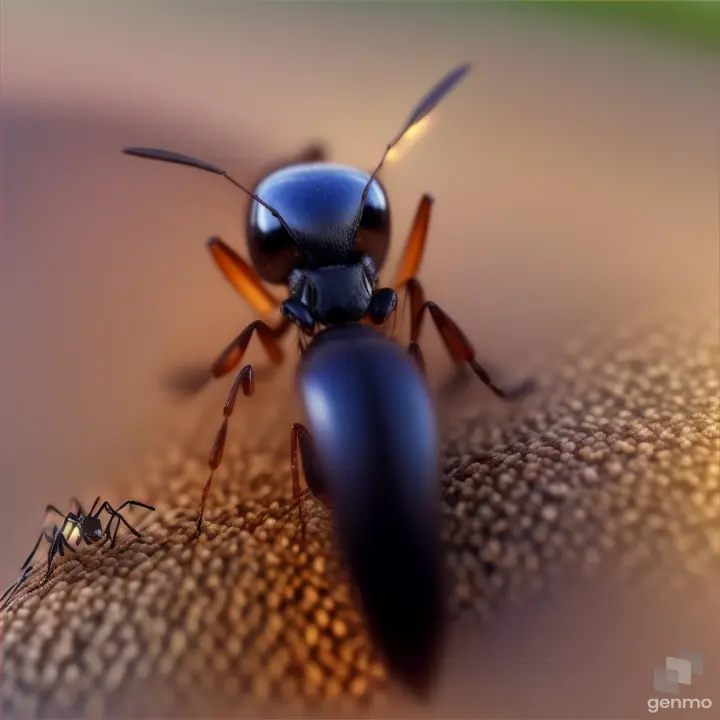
[2,311,718,719]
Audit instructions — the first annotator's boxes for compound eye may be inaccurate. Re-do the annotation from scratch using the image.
[247,215,305,285]
[353,179,391,271]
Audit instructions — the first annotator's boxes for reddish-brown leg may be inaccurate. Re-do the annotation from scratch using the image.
[391,194,434,290]
[290,423,330,541]
[196,318,287,536]
[212,320,285,378]
[400,277,535,400]
[207,236,280,322]
[290,423,309,539]
[196,365,256,536]
[164,317,290,397]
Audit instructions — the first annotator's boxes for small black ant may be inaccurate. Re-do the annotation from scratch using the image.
[17,496,155,584]
[122,64,534,698]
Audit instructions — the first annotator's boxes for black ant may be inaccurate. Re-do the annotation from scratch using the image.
[17,497,155,585]
[122,64,534,698]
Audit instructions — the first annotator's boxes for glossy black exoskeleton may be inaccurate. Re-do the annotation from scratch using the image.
[248,163,391,290]
[122,63,534,698]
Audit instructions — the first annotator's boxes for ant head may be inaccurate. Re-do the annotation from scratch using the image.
[278,63,471,329]
[82,515,104,543]
[247,164,391,285]
[122,62,470,323]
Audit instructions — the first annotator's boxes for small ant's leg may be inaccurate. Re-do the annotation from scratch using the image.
[0,579,19,609]
[105,502,144,536]
[290,423,330,540]
[196,364,256,537]
[70,497,88,516]
[104,513,127,549]
[37,512,79,581]
[211,320,284,379]
[45,504,67,520]
[207,237,280,322]
[391,195,433,289]
[109,500,155,546]
[115,500,156,514]
[92,504,119,543]
[0,566,33,610]
[97,502,144,548]
[52,531,77,577]
[44,531,64,583]
[87,497,101,516]
[20,526,57,570]
[402,277,535,400]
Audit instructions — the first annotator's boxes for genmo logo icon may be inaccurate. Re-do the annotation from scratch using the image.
[648,650,713,713]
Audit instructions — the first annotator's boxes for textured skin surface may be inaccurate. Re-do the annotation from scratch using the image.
[1,310,718,719]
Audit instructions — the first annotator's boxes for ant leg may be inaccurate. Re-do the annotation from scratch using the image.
[95,506,122,546]
[196,364,256,537]
[20,526,57,570]
[163,318,290,398]
[402,278,535,400]
[96,501,153,548]
[207,237,280,322]
[366,195,432,332]
[110,500,155,546]
[115,500,156,514]
[70,497,87,516]
[56,536,69,558]
[391,195,433,290]
[253,317,294,381]
[211,320,284,379]
[87,497,101,516]
[45,504,67,520]
[1,566,34,611]
[290,423,330,540]
[21,501,81,571]
[44,530,63,583]
[208,143,328,320]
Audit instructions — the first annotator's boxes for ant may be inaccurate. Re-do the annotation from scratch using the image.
[0,565,34,612]
[16,496,155,585]
[123,64,534,698]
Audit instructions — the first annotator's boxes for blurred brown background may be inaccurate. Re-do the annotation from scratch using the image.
[1,2,718,718]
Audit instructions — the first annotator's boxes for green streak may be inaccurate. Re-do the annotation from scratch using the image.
[511,1,720,54]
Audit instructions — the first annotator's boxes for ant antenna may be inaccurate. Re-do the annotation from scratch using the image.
[122,147,299,240]
[350,63,471,236]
